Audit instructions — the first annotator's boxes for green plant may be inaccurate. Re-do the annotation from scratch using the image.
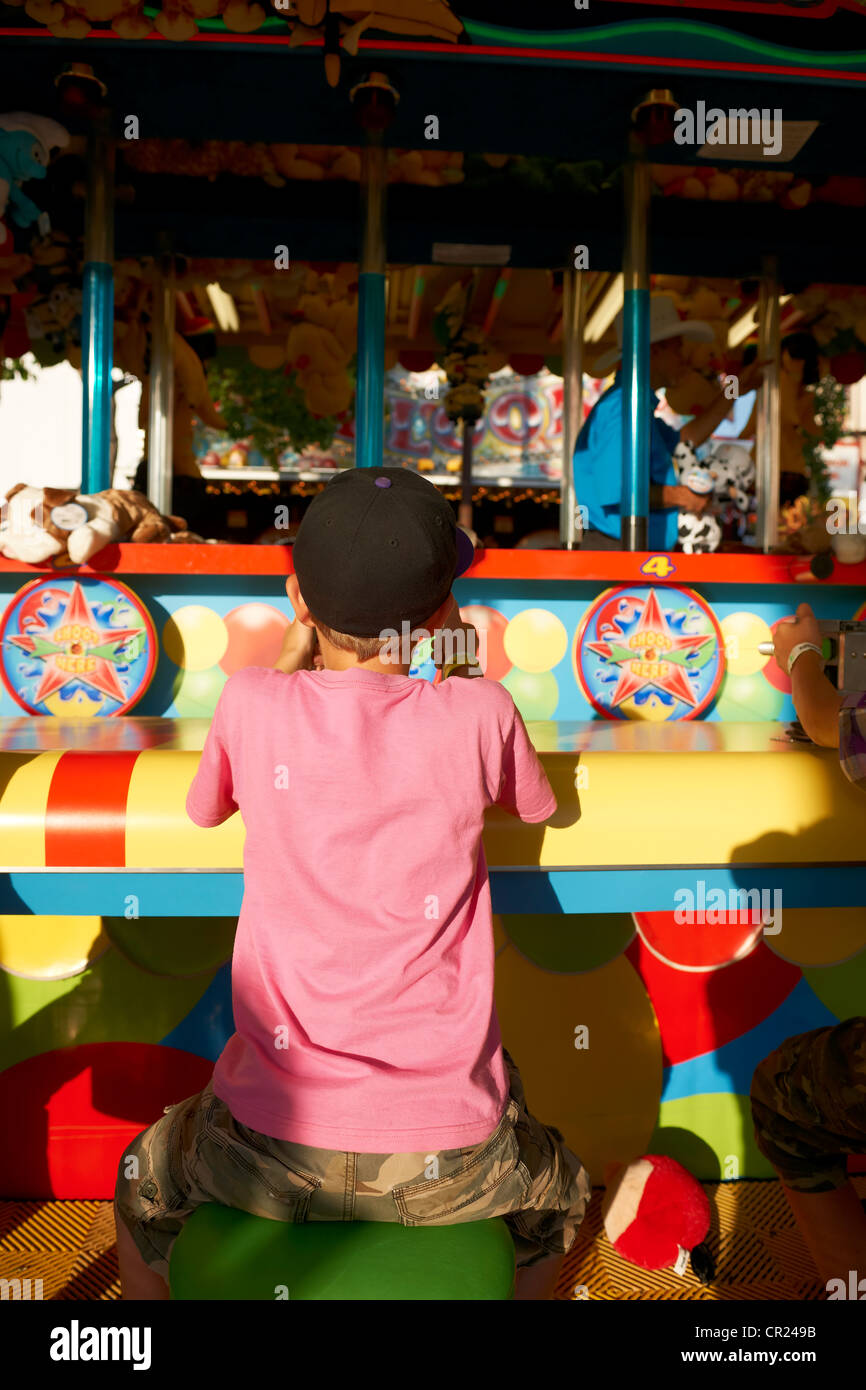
[802,375,847,505]
[206,351,343,460]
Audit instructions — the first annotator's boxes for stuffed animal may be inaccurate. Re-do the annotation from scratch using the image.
[705,441,756,542]
[0,113,69,228]
[603,1154,714,1282]
[674,440,722,554]
[0,485,201,566]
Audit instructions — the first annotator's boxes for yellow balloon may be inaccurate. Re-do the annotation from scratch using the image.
[0,915,109,980]
[719,611,773,676]
[495,947,661,1178]
[163,606,229,672]
[503,608,569,673]
[765,906,866,967]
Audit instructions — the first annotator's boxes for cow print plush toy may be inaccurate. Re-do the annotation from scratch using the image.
[673,441,722,554]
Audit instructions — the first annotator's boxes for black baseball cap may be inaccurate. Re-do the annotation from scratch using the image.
[293,467,471,637]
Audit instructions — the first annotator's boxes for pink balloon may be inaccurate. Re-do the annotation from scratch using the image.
[219,604,290,676]
[458,604,511,681]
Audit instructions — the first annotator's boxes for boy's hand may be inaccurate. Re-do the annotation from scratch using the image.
[274,618,322,674]
[434,595,482,675]
[772,602,823,674]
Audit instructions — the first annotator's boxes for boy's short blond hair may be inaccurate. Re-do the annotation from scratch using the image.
[313,618,388,664]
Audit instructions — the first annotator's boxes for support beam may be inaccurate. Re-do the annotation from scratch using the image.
[756,257,781,553]
[81,120,115,494]
[147,253,176,517]
[620,158,651,552]
[560,266,586,549]
[356,131,387,468]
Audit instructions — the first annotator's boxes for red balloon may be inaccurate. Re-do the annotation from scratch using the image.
[219,604,290,676]
[0,1042,213,1199]
[625,935,800,1066]
[458,605,511,681]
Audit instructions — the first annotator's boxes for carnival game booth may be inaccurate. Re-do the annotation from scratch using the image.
[1,0,866,1300]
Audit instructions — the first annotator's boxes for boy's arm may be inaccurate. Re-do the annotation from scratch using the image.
[772,603,843,749]
[186,682,239,826]
[496,700,557,823]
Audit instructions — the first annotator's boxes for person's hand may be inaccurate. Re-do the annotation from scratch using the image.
[771,602,823,675]
[666,484,710,515]
[274,618,322,674]
[432,594,481,673]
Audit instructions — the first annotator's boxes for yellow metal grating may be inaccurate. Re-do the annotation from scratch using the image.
[553,1178,866,1301]
[1,1180,858,1300]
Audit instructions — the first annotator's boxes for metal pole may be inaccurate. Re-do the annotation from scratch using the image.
[756,257,781,552]
[81,119,115,493]
[356,131,386,468]
[147,253,175,517]
[458,420,474,530]
[621,158,651,551]
[560,265,586,548]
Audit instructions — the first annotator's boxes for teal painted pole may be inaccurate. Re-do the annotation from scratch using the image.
[81,124,115,494]
[621,159,651,551]
[356,131,386,469]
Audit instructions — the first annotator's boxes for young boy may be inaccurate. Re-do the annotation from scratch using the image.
[115,467,591,1300]
[750,602,866,1287]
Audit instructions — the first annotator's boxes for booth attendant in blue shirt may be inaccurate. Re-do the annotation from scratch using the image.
[576,293,766,550]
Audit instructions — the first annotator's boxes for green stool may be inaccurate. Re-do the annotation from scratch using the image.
[170,1204,515,1301]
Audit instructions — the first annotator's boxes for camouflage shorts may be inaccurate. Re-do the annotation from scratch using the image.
[115,1049,591,1282]
[750,1017,866,1193]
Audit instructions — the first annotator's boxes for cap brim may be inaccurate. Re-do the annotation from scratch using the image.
[591,319,716,377]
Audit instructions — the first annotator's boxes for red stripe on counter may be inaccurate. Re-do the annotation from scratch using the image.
[45,752,139,867]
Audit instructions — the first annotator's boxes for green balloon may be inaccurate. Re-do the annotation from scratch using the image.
[713,671,784,722]
[501,668,559,721]
[172,664,228,717]
[104,917,236,978]
[501,913,635,973]
[804,949,866,1022]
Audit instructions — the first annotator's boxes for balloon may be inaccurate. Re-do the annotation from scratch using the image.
[501,913,635,972]
[503,608,568,673]
[761,617,797,694]
[163,606,228,672]
[458,605,511,680]
[219,604,290,676]
[713,670,784,721]
[172,665,228,717]
[495,948,661,1177]
[0,915,109,981]
[501,668,559,720]
[719,611,773,676]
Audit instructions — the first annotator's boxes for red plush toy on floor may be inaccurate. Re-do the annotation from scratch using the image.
[603,1154,715,1283]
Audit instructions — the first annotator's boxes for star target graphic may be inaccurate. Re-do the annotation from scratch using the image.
[574,585,725,721]
[0,577,157,717]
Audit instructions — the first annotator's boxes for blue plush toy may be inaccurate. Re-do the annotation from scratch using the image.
[0,113,69,229]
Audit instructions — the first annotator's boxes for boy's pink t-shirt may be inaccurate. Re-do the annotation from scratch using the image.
[186,665,556,1152]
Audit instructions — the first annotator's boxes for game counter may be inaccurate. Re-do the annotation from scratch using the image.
[2,544,864,725]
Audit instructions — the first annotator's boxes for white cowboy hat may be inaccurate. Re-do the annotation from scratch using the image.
[592,292,714,376]
[0,113,70,156]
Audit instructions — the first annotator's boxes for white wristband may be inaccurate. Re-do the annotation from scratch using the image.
[787,642,824,677]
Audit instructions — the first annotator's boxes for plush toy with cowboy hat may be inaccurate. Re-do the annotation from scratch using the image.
[0,113,69,229]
